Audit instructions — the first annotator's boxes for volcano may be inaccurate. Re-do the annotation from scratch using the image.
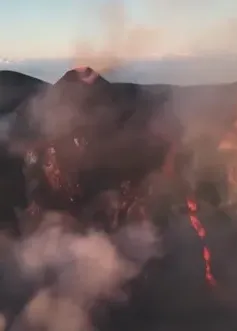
[1,67,237,331]
[1,67,237,217]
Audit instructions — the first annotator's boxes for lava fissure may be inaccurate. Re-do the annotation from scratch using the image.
[187,198,216,287]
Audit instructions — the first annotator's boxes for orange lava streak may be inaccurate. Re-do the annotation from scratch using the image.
[187,198,216,287]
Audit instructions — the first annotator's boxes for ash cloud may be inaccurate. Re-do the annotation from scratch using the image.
[75,0,164,74]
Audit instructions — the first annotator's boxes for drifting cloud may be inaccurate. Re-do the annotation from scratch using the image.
[75,0,165,73]
[186,18,237,56]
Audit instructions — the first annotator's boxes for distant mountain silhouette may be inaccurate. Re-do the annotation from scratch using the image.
[3,68,177,211]
[0,70,49,116]
[12,67,172,143]
[55,67,172,127]
[56,67,106,85]
[2,68,237,149]
[13,68,236,209]
[1,68,237,186]
[0,71,49,234]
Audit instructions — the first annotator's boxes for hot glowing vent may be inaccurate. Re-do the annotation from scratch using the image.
[76,66,99,84]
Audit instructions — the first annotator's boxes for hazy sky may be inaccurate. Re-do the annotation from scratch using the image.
[1,0,237,59]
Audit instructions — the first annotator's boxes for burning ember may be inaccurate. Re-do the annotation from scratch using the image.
[42,141,83,203]
[26,200,41,217]
[119,180,139,218]
[187,198,216,286]
[43,146,63,190]
[73,136,88,151]
[25,150,38,165]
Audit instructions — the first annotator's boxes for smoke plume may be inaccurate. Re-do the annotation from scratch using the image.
[0,211,162,330]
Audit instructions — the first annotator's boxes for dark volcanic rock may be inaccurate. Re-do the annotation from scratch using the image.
[0,71,49,236]
[18,68,179,213]
[0,70,49,116]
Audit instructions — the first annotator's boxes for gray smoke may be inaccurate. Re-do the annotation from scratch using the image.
[1,211,162,331]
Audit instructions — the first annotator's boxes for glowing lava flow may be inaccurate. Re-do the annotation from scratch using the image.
[187,199,216,287]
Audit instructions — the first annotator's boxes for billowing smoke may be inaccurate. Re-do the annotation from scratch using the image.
[75,0,163,75]
[0,211,162,331]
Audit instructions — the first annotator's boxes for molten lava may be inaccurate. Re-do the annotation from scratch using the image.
[187,198,216,286]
